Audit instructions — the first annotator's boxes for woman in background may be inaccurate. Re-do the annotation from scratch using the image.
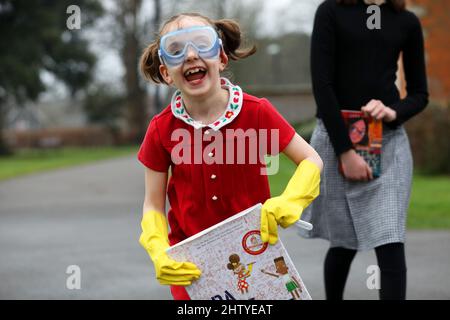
[299,0,428,300]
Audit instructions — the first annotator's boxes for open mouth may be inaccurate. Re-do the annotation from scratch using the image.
[183,67,207,83]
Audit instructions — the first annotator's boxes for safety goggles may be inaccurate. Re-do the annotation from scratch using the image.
[158,26,222,67]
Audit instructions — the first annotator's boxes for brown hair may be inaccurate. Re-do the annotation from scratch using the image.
[336,0,406,12]
[274,257,286,264]
[227,254,241,270]
[140,12,257,84]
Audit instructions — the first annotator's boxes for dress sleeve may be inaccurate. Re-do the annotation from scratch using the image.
[388,14,429,128]
[258,98,296,155]
[137,117,171,172]
[311,1,353,156]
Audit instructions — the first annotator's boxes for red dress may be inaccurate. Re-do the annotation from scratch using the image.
[138,78,295,300]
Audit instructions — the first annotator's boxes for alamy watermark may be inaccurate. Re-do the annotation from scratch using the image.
[66,265,81,290]
[66,5,81,30]
[366,265,381,290]
[367,5,381,30]
[170,128,280,175]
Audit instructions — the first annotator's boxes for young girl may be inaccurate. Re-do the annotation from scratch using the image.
[137,12,323,300]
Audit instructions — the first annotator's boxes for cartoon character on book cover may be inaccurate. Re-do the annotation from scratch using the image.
[261,256,303,300]
[226,254,255,295]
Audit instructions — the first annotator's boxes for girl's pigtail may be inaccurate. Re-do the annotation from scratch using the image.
[140,39,165,84]
[215,19,256,61]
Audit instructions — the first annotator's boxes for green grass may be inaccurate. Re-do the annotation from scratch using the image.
[408,175,450,229]
[267,153,298,196]
[0,145,138,181]
[267,154,450,230]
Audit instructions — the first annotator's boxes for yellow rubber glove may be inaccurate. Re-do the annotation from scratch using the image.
[139,210,201,286]
[260,159,321,244]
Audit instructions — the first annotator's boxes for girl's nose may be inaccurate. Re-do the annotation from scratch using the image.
[184,44,199,61]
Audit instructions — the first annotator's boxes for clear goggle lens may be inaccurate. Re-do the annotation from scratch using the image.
[158,26,221,67]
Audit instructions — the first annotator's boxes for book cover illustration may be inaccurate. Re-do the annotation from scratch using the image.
[166,203,311,300]
[340,110,383,178]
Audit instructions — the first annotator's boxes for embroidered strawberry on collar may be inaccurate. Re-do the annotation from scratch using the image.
[170,77,243,130]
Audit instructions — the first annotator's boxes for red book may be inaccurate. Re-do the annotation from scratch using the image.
[339,110,383,178]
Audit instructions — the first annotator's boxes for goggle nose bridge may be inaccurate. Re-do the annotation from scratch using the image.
[184,42,200,57]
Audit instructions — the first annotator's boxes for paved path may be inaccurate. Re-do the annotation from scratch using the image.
[0,156,449,299]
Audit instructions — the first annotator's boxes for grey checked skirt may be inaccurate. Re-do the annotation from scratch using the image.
[298,119,413,250]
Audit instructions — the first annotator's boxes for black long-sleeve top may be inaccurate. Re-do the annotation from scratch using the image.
[311,0,429,156]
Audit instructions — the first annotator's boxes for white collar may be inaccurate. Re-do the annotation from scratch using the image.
[170,78,243,130]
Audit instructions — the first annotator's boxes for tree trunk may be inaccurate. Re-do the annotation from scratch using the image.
[120,0,148,143]
[0,105,12,156]
[153,0,162,113]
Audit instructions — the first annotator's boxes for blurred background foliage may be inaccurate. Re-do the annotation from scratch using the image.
[0,0,103,154]
[405,102,450,175]
[0,0,448,177]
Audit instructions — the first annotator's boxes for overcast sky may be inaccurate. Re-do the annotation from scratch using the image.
[260,0,322,35]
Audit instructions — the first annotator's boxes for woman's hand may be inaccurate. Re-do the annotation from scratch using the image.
[339,149,373,181]
[361,99,397,122]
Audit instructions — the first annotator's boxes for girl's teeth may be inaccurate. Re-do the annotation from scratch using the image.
[186,68,203,76]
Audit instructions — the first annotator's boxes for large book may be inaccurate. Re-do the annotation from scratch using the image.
[340,110,383,178]
[166,203,312,300]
